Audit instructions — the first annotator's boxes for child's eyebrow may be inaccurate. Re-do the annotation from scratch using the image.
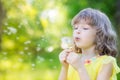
[72,24,78,28]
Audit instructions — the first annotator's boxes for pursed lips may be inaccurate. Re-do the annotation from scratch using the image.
[74,37,80,41]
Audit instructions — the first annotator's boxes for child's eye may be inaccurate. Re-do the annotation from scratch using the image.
[83,28,89,30]
[73,27,78,30]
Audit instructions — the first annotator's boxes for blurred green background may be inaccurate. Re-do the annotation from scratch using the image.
[0,0,120,80]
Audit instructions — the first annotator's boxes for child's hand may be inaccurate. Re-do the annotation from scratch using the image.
[66,52,83,70]
[59,49,72,68]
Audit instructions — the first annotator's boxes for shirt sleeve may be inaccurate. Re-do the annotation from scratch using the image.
[102,56,120,74]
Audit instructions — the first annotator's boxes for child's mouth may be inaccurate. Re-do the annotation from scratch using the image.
[74,37,80,41]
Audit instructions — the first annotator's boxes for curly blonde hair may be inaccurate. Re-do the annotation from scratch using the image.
[71,8,118,57]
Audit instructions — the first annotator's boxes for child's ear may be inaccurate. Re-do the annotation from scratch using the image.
[94,35,97,44]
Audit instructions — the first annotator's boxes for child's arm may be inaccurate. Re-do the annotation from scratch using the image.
[97,62,113,80]
[58,49,71,80]
[66,52,91,80]
[58,66,68,80]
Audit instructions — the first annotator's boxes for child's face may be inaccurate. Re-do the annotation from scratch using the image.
[73,21,96,49]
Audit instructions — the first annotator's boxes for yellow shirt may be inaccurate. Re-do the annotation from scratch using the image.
[67,55,120,80]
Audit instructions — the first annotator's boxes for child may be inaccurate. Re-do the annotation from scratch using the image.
[59,8,120,80]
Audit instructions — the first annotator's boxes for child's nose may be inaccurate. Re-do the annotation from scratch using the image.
[76,31,80,34]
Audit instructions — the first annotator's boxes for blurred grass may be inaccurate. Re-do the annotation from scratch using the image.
[0,52,61,80]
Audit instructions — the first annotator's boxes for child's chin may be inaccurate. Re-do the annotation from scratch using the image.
[76,44,83,48]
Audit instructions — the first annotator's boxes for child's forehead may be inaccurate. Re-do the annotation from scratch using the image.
[73,20,92,27]
[73,18,92,26]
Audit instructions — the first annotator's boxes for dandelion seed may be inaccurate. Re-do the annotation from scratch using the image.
[49,59,53,62]
[3,52,7,55]
[18,58,23,62]
[24,40,31,45]
[24,47,29,50]
[27,52,31,56]
[36,47,41,52]
[16,37,20,40]
[47,46,54,52]
[19,51,24,55]
[7,27,17,34]
[39,57,45,62]
[32,63,35,67]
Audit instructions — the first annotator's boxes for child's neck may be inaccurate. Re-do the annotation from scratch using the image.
[81,45,98,59]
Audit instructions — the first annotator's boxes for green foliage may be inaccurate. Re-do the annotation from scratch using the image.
[0,0,120,80]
